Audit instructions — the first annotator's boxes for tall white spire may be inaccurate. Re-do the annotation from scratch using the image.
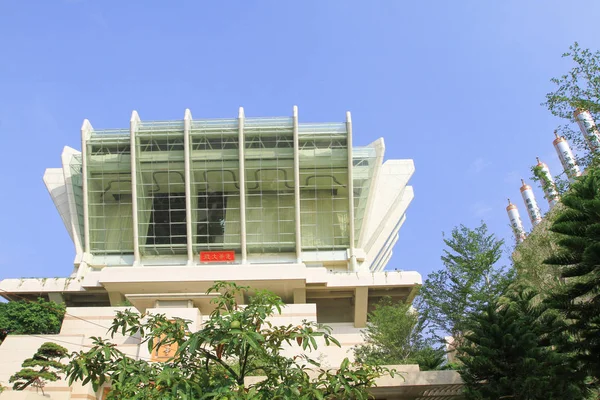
[553,131,581,181]
[520,179,542,227]
[535,157,559,208]
[506,199,526,243]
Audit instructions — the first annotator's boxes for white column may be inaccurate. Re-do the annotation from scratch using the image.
[48,292,65,305]
[520,179,542,227]
[238,107,248,264]
[184,109,194,265]
[553,132,581,181]
[130,111,141,265]
[293,106,302,263]
[346,112,357,271]
[293,288,306,304]
[574,109,600,151]
[535,157,559,208]
[80,119,93,254]
[108,292,125,306]
[354,286,368,328]
[506,199,526,243]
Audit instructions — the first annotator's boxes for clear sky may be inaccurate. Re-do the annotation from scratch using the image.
[1,1,599,280]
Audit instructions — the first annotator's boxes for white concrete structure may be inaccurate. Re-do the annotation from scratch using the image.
[534,157,559,208]
[0,108,464,398]
[574,108,600,152]
[520,179,542,227]
[553,131,581,181]
[36,108,414,274]
[506,199,526,243]
[3,107,418,302]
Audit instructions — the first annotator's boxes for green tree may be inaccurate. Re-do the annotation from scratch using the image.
[545,42,600,118]
[9,342,68,393]
[411,347,448,371]
[353,297,446,371]
[0,298,65,343]
[541,42,600,196]
[458,286,588,400]
[418,222,514,347]
[511,205,564,292]
[66,282,394,399]
[544,166,600,387]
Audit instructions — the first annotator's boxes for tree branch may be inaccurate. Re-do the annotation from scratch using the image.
[197,348,239,382]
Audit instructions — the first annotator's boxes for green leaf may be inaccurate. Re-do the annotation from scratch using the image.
[328,336,341,347]
[340,358,349,371]
[60,281,388,400]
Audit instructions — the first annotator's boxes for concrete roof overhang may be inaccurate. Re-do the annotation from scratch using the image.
[0,265,422,305]
[92,264,308,302]
[90,265,421,300]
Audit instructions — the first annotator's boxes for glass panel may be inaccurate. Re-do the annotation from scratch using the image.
[352,146,377,246]
[190,120,241,253]
[299,126,349,251]
[86,134,133,254]
[82,117,355,260]
[146,193,187,245]
[70,154,85,247]
[244,118,295,254]
[136,121,187,255]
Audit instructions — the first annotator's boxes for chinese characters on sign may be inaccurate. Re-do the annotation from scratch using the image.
[151,324,179,362]
[199,251,235,263]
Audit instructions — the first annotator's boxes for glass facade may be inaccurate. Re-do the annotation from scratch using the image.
[69,154,85,247]
[189,119,241,253]
[135,121,186,255]
[352,145,378,246]
[82,115,368,263]
[299,123,350,251]
[245,118,295,253]
[86,129,133,254]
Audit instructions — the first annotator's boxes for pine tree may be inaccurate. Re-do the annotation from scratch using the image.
[419,223,514,347]
[458,287,587,399]
[354,298,423,365]
[544,166,600,386]
[411,346,447,371]
[9,342,68,393]
[353,297,446,371]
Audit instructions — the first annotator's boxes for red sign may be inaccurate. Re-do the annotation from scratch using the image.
[200,251,235,263]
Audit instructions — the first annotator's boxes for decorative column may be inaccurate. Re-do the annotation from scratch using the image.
[506,199,526,243]
[354,287,368,328]
[238,107,248,264]
[293,106,302,263]
[346,112,357,271]
[130,111,141,265]
[184,109,194,265]
[520,179,542,227]
[574,109,600,152]
[534,157,559,208]
[80,119,93,255]
[553,131,581,181]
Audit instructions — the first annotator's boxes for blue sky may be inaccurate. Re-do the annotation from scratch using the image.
[1,1,599,280]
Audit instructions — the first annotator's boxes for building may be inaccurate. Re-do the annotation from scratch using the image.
[0,107,463,399]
